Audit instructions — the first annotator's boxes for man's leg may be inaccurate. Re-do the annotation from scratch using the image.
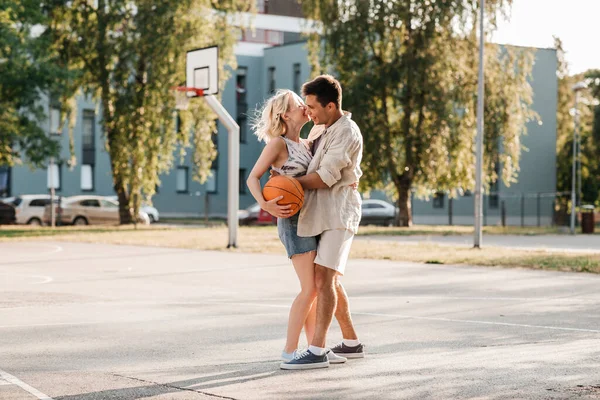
[310,264,338,348]
[334,278,358,340]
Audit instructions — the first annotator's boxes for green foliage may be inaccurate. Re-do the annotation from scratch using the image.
[555,37,599,207]
[0,0,69,167]
[302,0,537,225]
[49,0,250,223]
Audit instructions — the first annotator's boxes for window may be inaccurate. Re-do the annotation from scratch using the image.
[82,111,95,149]
[206,169,217,194]
[239,169,247,194]
[47,163,62,191]
[238,115,247,143]
[176,166,189,193]
[80,199,100,207]
[236,67,247,105]
[433,192,445,209]
[0,166,10,197]
[81,164,94,191]
[100,199,118,209]
[49,107,62,135]
[268,67,276,93]
[29,199,50,207]
[293,63,301,94]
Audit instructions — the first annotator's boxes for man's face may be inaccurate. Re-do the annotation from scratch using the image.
[304,94,331,126]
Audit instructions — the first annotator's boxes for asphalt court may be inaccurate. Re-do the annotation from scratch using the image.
[1,240,600,399]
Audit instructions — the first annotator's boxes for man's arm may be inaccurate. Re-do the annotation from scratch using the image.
[295,172,329,190]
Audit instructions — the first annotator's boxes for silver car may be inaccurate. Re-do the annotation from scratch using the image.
[360,199,398,226]
[6,195,57,225]
[43,195,149,226]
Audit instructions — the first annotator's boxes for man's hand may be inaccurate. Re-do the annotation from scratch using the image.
[261,196,292,218]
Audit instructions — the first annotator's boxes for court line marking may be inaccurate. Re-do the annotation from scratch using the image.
[0,369,54,400]
[218,301,600,334]
[0,273,53,285]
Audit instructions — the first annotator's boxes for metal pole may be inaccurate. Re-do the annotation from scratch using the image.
[570,91,579,235]
[204,95,239,248]
[474,0,485,248]
[49,157,56,228]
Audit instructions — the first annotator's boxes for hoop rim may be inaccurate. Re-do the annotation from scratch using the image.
[172,86,204,97]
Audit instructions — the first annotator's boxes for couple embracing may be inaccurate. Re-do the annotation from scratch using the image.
[246,75,365,370]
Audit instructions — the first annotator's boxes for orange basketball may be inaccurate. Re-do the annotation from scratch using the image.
[262,175,304,217]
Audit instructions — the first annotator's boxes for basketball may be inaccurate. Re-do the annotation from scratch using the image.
[262,175,304,217]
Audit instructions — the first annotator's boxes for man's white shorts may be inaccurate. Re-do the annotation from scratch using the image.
[315,229,354,276]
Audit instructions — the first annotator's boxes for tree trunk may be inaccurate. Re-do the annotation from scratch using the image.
[114,177,133,225]
[396,175,413,227]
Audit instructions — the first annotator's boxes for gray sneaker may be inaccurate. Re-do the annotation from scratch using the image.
[326,349,347,364]
[330,342,365,359]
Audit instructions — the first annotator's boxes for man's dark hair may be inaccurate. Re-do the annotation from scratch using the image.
[301,75,342,109]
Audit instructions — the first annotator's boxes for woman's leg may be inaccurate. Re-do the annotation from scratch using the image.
[283,251,317,353]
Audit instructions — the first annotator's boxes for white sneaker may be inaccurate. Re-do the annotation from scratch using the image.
[326,349,347,364]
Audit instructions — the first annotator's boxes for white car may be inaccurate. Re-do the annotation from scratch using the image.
[106,196,159,223]
[6,194,58,225]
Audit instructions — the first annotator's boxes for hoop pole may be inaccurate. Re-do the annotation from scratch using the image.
[203,95,239,248]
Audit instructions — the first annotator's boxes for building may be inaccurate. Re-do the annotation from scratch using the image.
[2,2,558,226]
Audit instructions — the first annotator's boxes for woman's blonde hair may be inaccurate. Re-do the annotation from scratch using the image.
[253,89,302,143]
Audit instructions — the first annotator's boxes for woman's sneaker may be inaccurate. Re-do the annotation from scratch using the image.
[330,342,365,359]
[326,349,347,364]
[280,349,329,370]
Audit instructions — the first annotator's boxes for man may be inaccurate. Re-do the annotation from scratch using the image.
[280,75,365,370]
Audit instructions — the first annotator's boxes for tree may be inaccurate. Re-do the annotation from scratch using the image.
[49,0,250,223]
[555,37,599,210]
[0,0,68,167]
[302,0,537,226]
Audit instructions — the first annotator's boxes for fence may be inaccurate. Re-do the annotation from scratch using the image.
[437,191,586,227]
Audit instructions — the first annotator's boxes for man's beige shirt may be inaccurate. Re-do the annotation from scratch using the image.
[297,113,363,237]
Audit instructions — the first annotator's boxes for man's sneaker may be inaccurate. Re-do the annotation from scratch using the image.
[330,342,365,359]
[280,349,329,370]
[326,349,347,364]
[281,350,299,362]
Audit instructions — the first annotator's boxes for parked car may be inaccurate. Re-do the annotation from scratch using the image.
[360,199,398,226]
[0,199,16,225]
[43,195,150,226]
[238,203,277,226]
[106,196,159,223]
[5,194,59,225]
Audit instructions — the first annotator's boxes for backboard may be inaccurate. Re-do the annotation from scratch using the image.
[186,45,219,97]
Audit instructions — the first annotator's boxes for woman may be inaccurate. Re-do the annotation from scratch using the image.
[246,90,345,364]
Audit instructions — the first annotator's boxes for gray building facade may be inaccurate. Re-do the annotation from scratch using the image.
[4,42,557,225]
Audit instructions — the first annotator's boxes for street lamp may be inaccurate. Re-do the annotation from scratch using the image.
[474,0,485,248]
[570,81,587,235]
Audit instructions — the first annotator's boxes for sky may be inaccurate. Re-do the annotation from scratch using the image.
[491,0,597,74]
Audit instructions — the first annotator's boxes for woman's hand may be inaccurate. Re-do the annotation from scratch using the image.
[261,196,292,218]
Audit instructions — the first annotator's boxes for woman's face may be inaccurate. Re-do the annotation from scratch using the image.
[285,94,309,126]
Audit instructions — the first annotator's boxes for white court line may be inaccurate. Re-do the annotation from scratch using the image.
[220,301,600,334]
[0,369,54,400]
[0,273,53,285]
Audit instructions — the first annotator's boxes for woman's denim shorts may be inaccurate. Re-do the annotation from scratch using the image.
[277,213,318,258]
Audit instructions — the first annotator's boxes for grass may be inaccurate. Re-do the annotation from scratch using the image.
[356,225,568,237]
[2,224,599,274]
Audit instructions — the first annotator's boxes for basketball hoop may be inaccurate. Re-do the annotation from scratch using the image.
[172,87,204,110]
